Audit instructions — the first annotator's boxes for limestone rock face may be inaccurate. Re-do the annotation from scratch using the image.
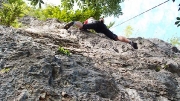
[0,16,180,101]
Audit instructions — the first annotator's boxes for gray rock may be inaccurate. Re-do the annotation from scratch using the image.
[16,90,28,101]
[0,17,180,100]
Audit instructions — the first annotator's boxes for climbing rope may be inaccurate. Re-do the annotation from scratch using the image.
[111,0,170,28]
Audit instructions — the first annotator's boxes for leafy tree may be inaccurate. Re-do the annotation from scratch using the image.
[0,0,29,27]
[28,0,44,8]
[28,0,124,17]
[124,25,133,38]
[29,5,101,22]
[61,0,124,17]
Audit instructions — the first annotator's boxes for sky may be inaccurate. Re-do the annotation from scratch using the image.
[28,0,180,43]
[104,0,180,42]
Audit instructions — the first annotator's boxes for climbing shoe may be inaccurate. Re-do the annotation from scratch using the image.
[64,21,74,30]
[130,41,138,49]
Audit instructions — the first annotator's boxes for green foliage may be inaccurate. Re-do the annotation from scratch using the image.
[174,2,180,27]
[175,17,180,27]
[61,0,124,17]
[155,66,161,72]
[163,64,169,69]
[0,68,11,74]
[28,0,44,8]
[28,0,124,17]
[28,8,45,20]
[0,0,28,27]
[107,21,115,29]
[29,5,101,22]
[170,37,180,46]
[58,46,70,56]
[124,25,133,38]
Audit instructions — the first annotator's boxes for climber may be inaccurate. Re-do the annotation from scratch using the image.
[64,17,138,49]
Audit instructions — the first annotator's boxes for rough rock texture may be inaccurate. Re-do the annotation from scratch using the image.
[0,16,180,101]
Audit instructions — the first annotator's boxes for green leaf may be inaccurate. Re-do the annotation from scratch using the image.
[177,24,180,27]
[175,21,180,25]
[40,0,44,4]
[177,17,180,20]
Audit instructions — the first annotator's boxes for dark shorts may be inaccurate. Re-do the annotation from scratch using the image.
[82,22,118,41]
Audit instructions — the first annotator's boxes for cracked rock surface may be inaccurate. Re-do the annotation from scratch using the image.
[0,16,180,101]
